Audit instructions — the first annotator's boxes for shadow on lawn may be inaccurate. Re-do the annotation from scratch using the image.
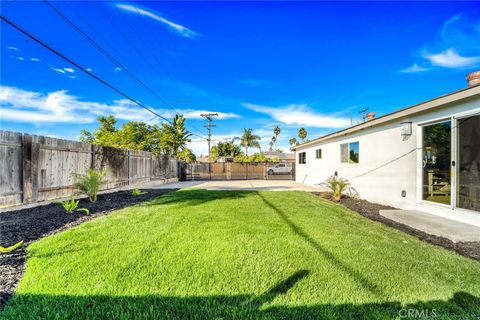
[254,192,385,298]
[146,189,251,207]
[2,290,478,319]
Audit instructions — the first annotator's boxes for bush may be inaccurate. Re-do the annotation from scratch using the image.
[323,175,351,201]
[75,169,107,203]
[60,195,90,214]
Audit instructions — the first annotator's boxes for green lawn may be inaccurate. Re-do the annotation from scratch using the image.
[2,190,479,319]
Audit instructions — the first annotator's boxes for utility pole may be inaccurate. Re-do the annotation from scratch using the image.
[201,113,218,179]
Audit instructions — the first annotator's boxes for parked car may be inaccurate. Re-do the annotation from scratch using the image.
[267,163,292,175]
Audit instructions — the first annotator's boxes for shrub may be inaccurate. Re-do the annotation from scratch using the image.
[60,195,90,214]
[0,240,24,253]
[75,169,107,203]
[323,175,351,201]
[132,188,147,196]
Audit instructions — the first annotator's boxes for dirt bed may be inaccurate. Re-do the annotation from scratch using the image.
[0,188,177,309]
[314,192,480,261]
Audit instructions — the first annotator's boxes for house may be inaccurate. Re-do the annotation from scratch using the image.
[263,151,295,162]
[292,72,480,227]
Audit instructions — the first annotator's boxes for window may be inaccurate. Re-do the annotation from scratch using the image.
[316,149,322,159]
[298,152,306,164]
[277,164,285,168]
[340,142,359,163]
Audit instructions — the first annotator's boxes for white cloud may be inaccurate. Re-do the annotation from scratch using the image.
[405,15,480,71]
[16,57,24,61]
[51,67,66,74]
[422,49,480,68]
[114,67,122,72]
[86,68,93,72]
[7,46,19,51]
[114,3,200,39]
[30,57,40,62]
[51,67,77,77]
[400,63,428,73]
[243,103,350,129]
[0,86,240,126]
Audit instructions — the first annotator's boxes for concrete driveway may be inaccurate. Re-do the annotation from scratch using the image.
[155,180,322,192]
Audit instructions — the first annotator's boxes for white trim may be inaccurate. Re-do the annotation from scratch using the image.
[417,118,453,207]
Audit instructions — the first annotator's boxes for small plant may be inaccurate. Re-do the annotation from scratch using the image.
[323,175,351,201]
[61,195,79,213]
[0,240,24,254]
[132,188,147,196]
[75,169,107,203]
[60,195,90,214]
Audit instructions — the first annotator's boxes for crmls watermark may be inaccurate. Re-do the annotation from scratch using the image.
[398,308,437,319]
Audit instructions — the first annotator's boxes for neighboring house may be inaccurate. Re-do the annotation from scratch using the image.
[263,151,295,162]
[293,72,480,227]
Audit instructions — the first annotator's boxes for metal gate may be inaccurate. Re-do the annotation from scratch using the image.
[186,162,295,180]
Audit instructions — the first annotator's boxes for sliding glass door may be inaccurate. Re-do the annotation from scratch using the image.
[422,121,451,205]
[457,115,480,212]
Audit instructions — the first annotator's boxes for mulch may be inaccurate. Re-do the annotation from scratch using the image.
[0,188,177,309]
[313,192,480,261]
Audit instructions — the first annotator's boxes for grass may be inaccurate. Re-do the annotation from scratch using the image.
[1,189,479,319]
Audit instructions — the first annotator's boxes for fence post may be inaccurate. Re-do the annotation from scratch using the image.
[127,149,131,185]
[22,134,39,203]
[90,144,96,169]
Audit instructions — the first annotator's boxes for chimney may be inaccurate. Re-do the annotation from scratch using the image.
[466,71,480,87]
[366,112,375,121]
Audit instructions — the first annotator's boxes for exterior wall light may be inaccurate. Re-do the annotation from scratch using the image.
[401,121,412,137]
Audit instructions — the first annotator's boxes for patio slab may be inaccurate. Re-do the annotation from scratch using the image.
[154,180,324,192]
[379,209,480,243]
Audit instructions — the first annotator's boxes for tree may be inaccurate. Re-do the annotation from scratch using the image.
[289,138,298,147]
[177,148,196,163]
[273,125,281,149]
[298,128,307,143]
[79,114,192,158]
[270,136,277,151]
[211,140,243,160]
[234,128,261,156]
[268,140,274,151]
[158,115,192,156]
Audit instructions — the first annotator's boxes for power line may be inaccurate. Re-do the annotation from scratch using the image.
[1,10,208,141]
[43,1,175,113]
[113,5,209,139]
[0,14,172,123]
[56,1,208,140]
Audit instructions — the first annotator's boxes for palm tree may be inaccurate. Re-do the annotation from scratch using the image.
[273,125,281,149]
[271,136,277,151]
[289,137,298,147]
[298,128,307,143]
[234,128,261,156]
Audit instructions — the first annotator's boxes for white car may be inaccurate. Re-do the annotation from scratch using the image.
[267,163,292,175]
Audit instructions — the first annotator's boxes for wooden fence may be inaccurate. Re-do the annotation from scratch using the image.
[0,131,178,207]
[186,162,294,180]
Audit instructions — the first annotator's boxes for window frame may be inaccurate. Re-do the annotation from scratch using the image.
[315,148,322,159]
[340,142,359,164]
[298,152,306,164]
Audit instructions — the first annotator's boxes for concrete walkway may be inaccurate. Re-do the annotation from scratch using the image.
[153,180,323,192]
[380,209,480,243]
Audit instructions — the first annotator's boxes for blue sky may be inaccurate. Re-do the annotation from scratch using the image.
[1,1,480,155]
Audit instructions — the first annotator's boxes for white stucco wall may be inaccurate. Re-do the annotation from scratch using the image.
[295,97,480,226]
